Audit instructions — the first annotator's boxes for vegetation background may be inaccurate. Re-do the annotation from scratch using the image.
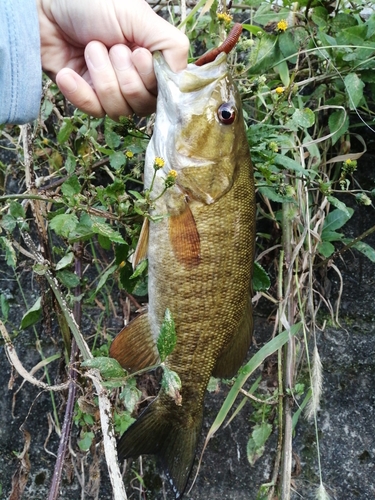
[1,0,375,499]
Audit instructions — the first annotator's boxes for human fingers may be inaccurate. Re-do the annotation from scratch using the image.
[56,68,105,118]
[109,44,157,116]
[128,1,189,72]
[85,42,134,120]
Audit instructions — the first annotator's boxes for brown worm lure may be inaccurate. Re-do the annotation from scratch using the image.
[195,23,243,66]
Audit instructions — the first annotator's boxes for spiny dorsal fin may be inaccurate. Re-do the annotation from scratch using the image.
[169,203,200,269]
[132,217,149,270]
[109,313,159,372]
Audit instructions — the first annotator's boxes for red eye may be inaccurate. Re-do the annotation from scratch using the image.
[217,103,236,124]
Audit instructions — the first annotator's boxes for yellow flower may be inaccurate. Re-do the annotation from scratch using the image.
[217,13,233,24]
[277,19,288,32]
[154,157,165,170]
[125,150,134,159]
[165,169,178,188]
[275,86,285,95]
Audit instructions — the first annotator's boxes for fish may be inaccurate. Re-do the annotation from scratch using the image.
[109,35,256,499]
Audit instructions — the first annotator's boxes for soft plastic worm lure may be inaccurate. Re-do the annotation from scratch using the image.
[195,23,243,66]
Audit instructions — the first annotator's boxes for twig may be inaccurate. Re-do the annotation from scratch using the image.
[0,319,69,392]
[86,370,128,500]
[48,242,82,500]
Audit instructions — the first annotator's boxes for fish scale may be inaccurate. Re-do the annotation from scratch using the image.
[110,49,255,498]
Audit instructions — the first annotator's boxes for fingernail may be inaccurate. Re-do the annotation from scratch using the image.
[86,45,109,70]
[110,45,132,71]
[58,72,77,93]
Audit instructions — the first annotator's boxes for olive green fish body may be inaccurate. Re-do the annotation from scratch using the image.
[110,51,255,498]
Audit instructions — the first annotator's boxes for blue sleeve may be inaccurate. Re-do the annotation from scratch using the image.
[0,0,42,124]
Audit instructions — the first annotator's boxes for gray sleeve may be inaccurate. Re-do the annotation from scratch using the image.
[0,0,42,124]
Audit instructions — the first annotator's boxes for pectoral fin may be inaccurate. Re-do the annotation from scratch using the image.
[212,297,253,379]
[169,203,201,269]
[109,313,160,372]
[132,218,149,270]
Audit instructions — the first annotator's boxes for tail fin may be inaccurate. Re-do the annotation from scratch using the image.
[118,396,203,498]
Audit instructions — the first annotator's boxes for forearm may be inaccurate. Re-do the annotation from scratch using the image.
[0,0,42,124]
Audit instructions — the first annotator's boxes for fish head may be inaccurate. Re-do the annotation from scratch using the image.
[150,52,245,204]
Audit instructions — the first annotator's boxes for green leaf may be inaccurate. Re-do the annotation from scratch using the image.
[113,411,136,436]
[78,431,94,451]
[1,294,10,321]
[317,240,335,258]
[344,73,365,109]
[322,207,353,233]
[157,309,177,362]
[247,422,272,466]
[328,110,349,146]
[81,357,126,379]
[242,24,265,36]
[253,262,271,292]
[64,151,77,175]
[21,297,42,329]
[326,196,351,218]
[57,118,75,144]
[61,175,81,197]
[1,214,16,232]
[343,239,375,262]
[105,128,122,149]
[130,260,147,280]
[275,60,290,87]
[0,236,16,267]
[109,151,127,170]
[290,108,315,129]
[50,213,79,238]
[95,264,117,293]
[55,252,74,271]
[161,365,182,404]
[57,269,80,288]
[120,379,142,413]
[273,154,310,175]
[9,201,26,219]
[92,221,126,244]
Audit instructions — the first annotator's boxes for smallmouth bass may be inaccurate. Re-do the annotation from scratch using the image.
[110,45,256,498]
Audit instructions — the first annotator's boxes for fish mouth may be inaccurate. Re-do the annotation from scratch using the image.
[153,51,228,93]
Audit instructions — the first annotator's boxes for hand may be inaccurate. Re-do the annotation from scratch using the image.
[37,0,189,120]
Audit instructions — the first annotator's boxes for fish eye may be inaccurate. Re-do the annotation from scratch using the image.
[217,103,236,124]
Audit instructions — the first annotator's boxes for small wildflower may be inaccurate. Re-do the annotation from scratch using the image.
[217,12,233,24]
[268,141,279,153]
[356,193,372,206]
[154,157,165,170]
[277,19,288,32]
[275,86,285,95]
[235,63,245,75]
[164,169,178,188]
[42,138,49,145]
[125,150,134,159]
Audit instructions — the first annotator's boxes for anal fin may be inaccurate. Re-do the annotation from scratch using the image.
[212,297,253,379]
[169,203,200,269]
[109,313,159,372]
